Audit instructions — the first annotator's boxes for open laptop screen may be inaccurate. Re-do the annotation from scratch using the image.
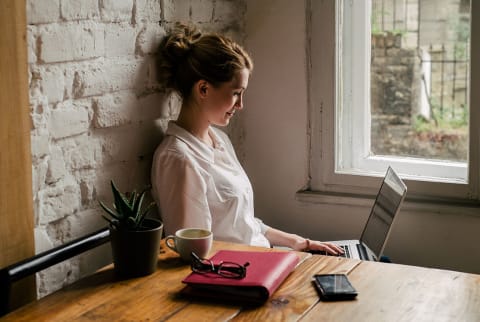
[360,167,407,258]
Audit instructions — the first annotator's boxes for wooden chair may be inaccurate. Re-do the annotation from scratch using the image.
[0,227,110,316]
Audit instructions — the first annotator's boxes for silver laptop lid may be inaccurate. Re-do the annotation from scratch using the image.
[359,166,407,260]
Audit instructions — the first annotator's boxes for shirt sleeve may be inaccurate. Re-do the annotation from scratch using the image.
[152,150,212,236]
[255,218,271,234]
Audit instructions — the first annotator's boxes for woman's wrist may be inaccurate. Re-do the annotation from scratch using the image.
[265,229,311,251]
[291,235,310,251]
[302,238,311,251]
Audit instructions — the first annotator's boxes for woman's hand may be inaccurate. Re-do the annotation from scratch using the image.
[301,239,345,256]
[264,228,345,256]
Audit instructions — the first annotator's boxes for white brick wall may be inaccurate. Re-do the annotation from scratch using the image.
[27,0,246,297]
[27,0,61,24]
[60,0,100,20]
[39,22,105,63]
[48,101,90,139]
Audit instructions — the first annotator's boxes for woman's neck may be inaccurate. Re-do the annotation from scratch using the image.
[176,103,213,147]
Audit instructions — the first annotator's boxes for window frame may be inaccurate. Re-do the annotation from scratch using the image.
[303,0,480,204]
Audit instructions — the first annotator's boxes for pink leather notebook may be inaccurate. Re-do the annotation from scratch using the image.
[181,250,300,305]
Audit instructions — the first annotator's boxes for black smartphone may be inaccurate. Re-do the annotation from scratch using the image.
[312,274,358,301]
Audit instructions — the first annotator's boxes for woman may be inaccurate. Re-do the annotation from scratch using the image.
[152,23,343,255]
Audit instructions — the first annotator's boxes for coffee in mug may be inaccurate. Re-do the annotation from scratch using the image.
[165,228,213,262]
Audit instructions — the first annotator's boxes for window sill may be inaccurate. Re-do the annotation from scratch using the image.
[296,189,480,215]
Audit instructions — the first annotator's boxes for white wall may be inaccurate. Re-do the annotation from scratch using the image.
[243,0,480,274]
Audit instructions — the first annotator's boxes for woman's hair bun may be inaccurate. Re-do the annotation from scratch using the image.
[157,23,200,91]
[163,23,202,60]
[157,22,253,99]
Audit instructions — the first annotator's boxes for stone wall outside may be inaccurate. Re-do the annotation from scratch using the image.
[370,32,467,161]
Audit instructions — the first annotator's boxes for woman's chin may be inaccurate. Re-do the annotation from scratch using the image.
[215,119,230,127]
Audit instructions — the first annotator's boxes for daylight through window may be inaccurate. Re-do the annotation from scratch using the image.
[337,0,471,182]
[371,0,470,162]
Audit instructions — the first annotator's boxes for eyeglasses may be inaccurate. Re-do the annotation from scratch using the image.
[190,252,250,279]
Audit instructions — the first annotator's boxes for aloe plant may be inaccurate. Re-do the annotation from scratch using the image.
[99,180,157,230]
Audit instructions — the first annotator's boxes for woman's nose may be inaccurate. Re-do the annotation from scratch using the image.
[235,95,244,109]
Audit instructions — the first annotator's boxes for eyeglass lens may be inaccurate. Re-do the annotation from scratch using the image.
[190,252,249,279]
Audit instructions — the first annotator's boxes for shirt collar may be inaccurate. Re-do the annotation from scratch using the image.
[166,121,225,163]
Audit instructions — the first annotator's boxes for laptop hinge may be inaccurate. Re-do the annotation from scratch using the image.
[357,243,369,260]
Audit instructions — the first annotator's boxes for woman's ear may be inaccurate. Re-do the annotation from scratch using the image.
[195,80,209,98]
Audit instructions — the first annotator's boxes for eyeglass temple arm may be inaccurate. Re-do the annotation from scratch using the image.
[191,252,202,261]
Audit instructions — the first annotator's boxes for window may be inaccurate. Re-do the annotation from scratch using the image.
[305,0,480,203]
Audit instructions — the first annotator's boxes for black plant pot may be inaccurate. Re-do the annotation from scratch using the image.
[109,218,163,278]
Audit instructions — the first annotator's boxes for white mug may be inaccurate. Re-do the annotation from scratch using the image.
[165,228,213,262]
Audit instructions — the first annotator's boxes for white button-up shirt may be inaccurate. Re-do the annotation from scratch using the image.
[151,121,271,247]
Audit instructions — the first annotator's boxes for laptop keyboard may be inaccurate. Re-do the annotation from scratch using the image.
[308,245,350,258]
[339,245,350,258]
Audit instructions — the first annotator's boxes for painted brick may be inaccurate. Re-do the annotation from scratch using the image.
[96,127,144,163]
[100,0,134,22]
[30,91,50,130]
[37,259,80,298]
[46,146,67,184]
[105,23,137,57]
[49,101,89,139]
[163,0,215,22]
[168,93,182,117]
[57,134,99,171]
[93,163,141,201]
[72,59,147,98]
[32,160,48,216]
[136,123,164,157]
[27,26,37,63]
[68,209,106,239]
[39,22,104,63]
[138,92,170,120]
[154,118,170,136]
[163,0,189,22]
[93,91,137,128]
[143,55,161,88]
[31,134,50,160]
[39,66,65,103]
[160,0,173,22]
[63,64,77,100]
[27,0,60,24]
[135,0,161,23]
[96,123,162,166]
[78,175,98,207]
[61,0,99,20]
[38,176,81,225]
[34,226,54,254]
[136,23,165,56]
[70,137,99,171]
[215,0,244,23]
[191,0,213,22]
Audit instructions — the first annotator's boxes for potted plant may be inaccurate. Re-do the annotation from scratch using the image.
[100,180,163,278]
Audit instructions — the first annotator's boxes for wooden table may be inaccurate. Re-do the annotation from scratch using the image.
[1,240,479,321]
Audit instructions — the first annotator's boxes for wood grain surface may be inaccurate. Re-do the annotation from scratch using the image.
[0,0,36,312]
[2,241,478,322]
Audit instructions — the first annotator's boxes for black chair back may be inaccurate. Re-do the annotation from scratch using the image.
[0,227,110,316]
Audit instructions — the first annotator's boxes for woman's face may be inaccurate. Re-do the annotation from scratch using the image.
[203,68,249,127]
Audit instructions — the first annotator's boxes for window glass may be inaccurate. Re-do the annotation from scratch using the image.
[370,0,470,163]
[306,0,479,201]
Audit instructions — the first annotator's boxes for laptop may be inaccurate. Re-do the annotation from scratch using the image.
[317,166,407,261]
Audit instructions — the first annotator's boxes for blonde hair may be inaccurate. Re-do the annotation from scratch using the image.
[157,23,253,99]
